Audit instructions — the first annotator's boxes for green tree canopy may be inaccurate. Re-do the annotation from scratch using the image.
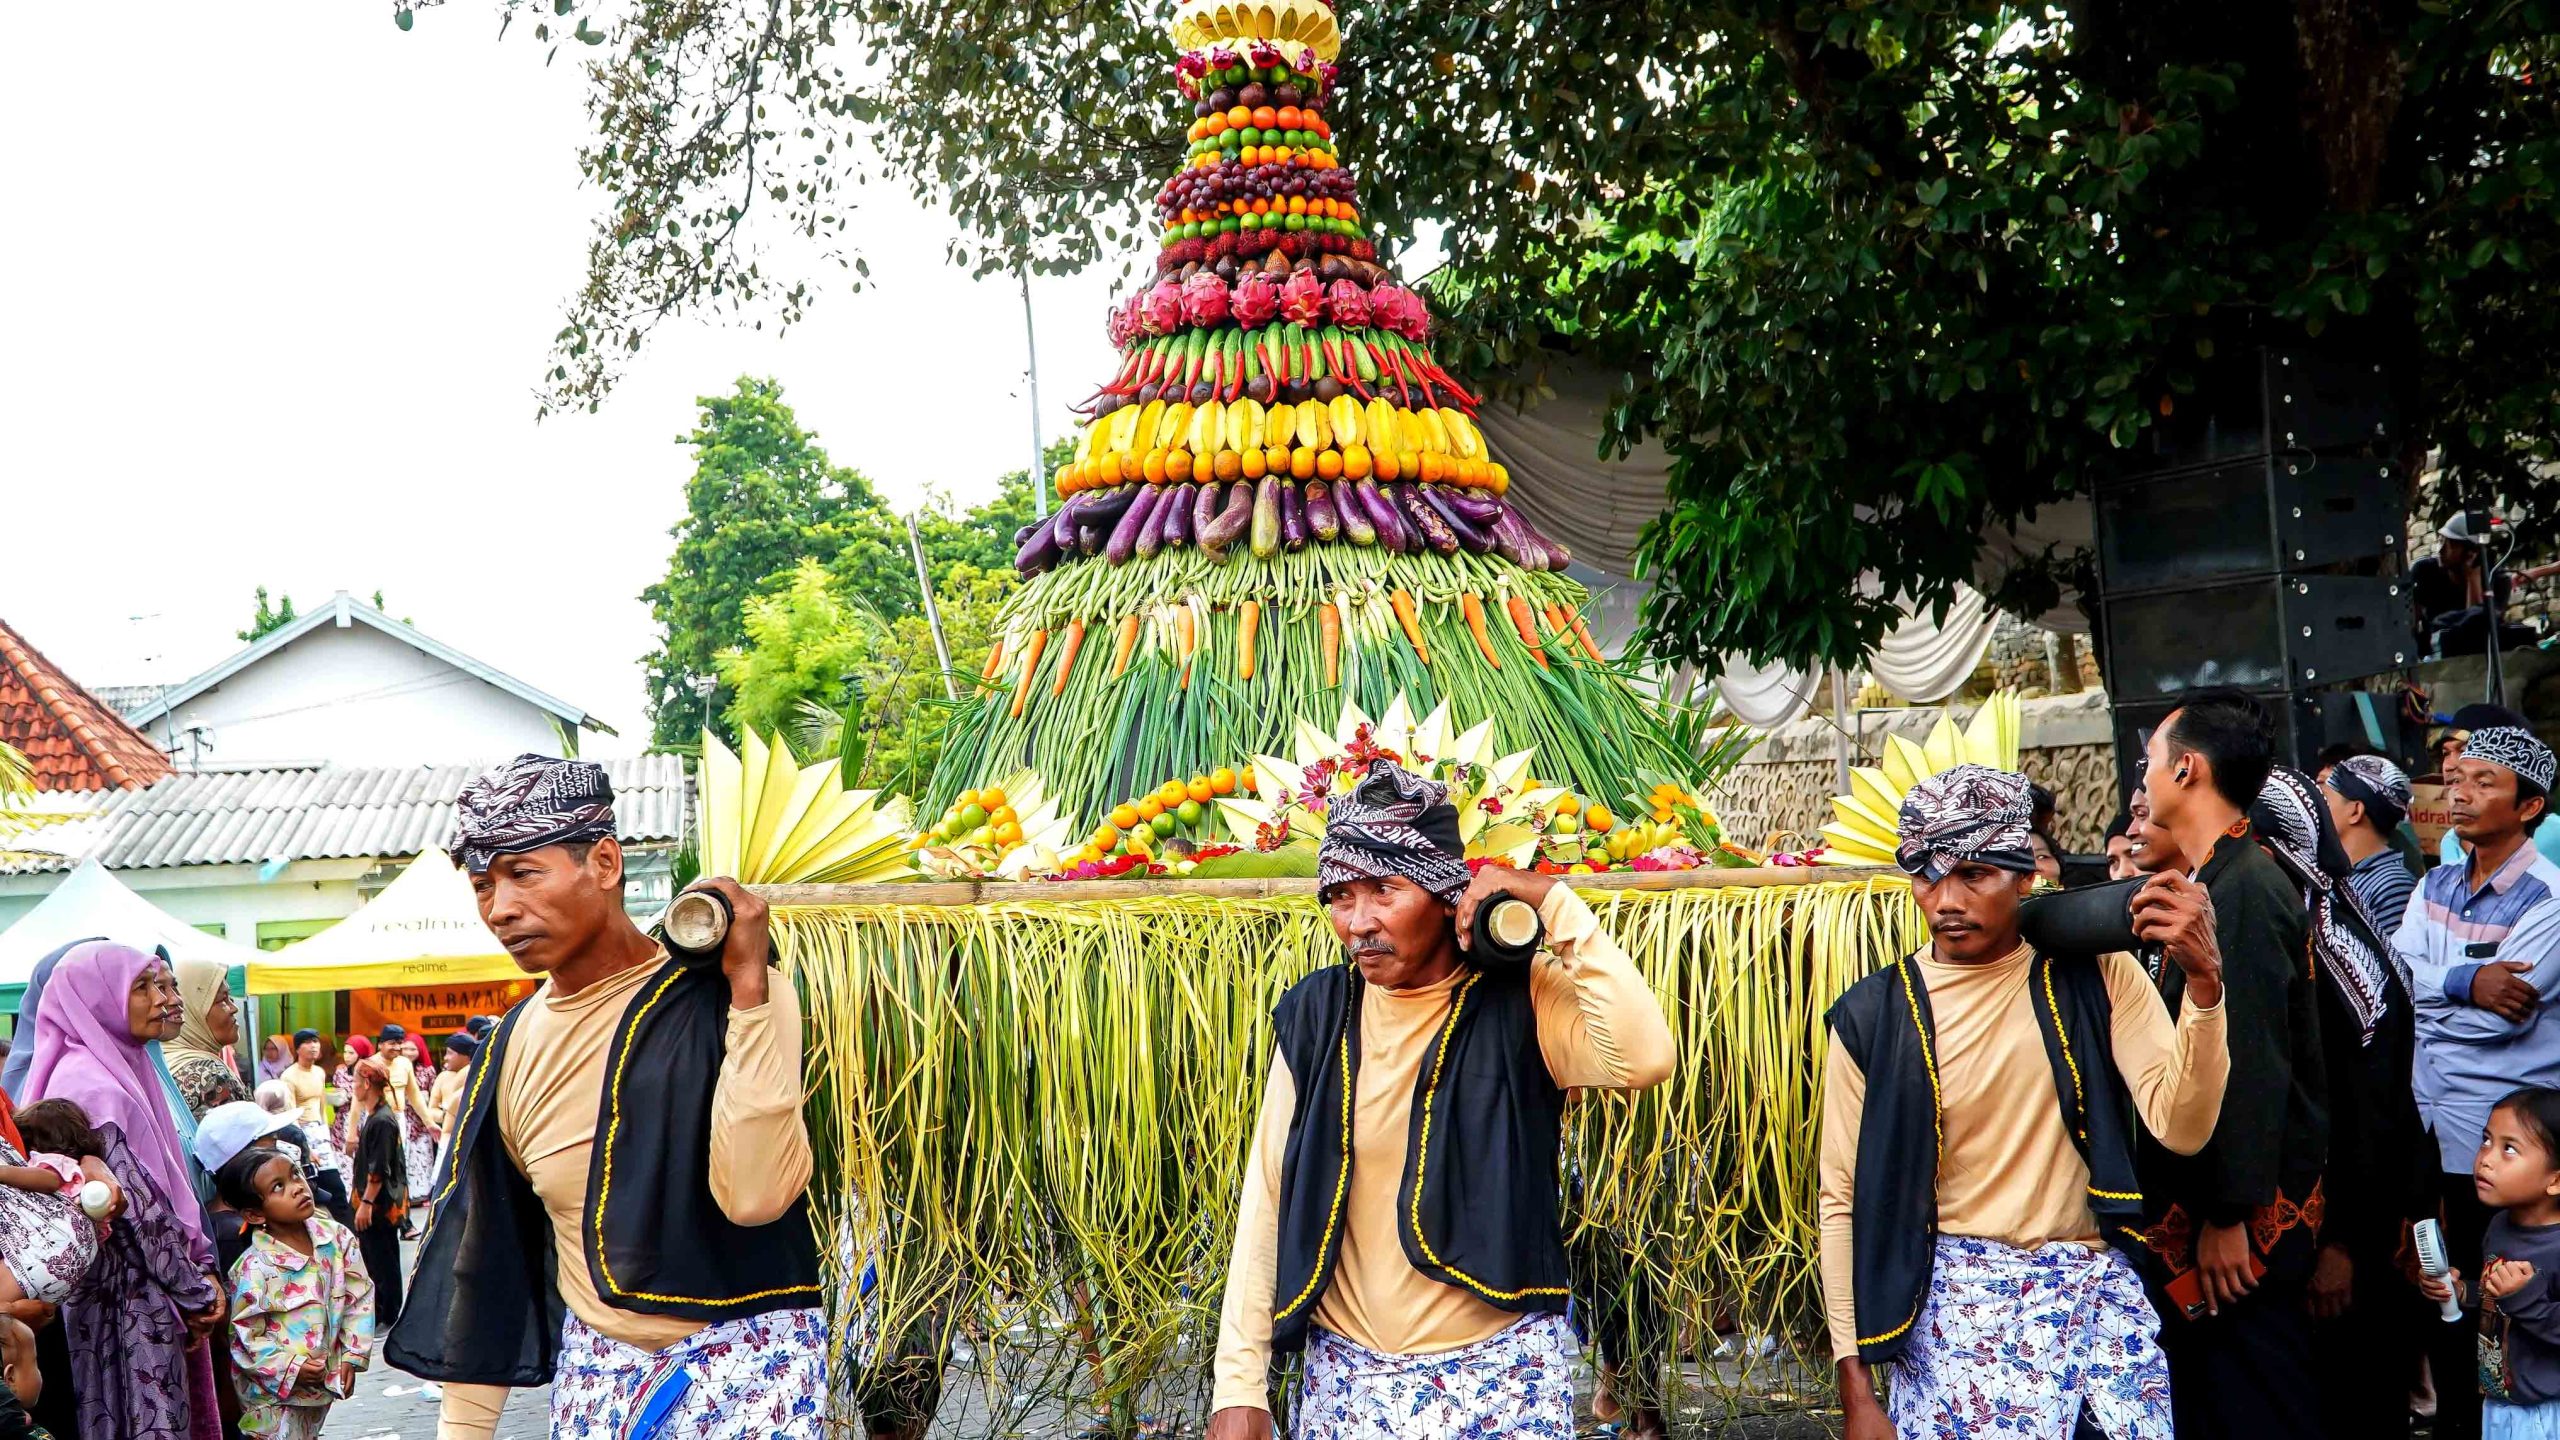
[466,0,2560,679]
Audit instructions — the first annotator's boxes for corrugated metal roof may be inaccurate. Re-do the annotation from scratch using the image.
[2,754,687,874]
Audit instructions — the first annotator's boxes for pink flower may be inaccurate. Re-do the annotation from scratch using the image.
[1208,44,1239,71]
[1296,46,1318,73]
[1140,280,1183,336]
[1280,269,1325,326]
[1181,272,1231,327]
[1232,272,1280,328]
[1323,279,1371,328]
[1248,40,1282,69]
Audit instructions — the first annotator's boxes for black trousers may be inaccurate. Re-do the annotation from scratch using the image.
[358,1219,405,1329]
[2155,1224,2323,1440]
[2310,1237,2426,1440]
[2429,1171,2497,1440]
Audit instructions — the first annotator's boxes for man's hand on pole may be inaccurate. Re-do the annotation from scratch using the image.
[2130,872,2223,1009]
[1453,864,1557,952]
[683,877,772,1009]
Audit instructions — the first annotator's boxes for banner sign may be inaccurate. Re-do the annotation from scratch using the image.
[349,979,538,1039]
[2407,781,2454,854]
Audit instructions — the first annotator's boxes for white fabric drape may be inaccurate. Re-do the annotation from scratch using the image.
[1716,653,1824,729]
[1869,585,2000,703]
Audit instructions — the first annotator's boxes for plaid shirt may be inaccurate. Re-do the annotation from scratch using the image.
[2394,838,2560,1172]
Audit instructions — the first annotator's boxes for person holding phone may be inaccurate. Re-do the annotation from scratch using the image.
[2131,689,2330,1440]
[1819,763,2229,1440]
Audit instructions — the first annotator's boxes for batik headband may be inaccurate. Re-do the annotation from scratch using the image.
[449,752,618,874]
[2465,727,2557,793]
[1894,763,2040,883]
[1316,761,1472,906]
[2324,754,2411,828]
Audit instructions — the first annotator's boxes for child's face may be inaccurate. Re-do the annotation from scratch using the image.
[2476,1105,2560,1210]
[249,1156,315,1225]
[1,1318,37,1406]
[297,1040,322,1066]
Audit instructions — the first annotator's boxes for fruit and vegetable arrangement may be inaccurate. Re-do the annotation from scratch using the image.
[930,0,1703,831]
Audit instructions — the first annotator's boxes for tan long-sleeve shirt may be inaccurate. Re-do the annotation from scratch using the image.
[436,955,813,1439]
[1210,885,1677,1415]
[1816,944,2229,1362]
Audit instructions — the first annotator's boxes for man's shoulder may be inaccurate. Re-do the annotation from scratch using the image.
[1824,963,1912,1054]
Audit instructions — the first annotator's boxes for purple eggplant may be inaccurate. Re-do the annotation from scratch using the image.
[1078,523,1103,555]
[1051,494,1082,551]
[1161,483,1195,548]
[1280,479,1308,551]
[1394,483,1460,556]
[1420,485,1495,553]
[1193,477,1226,539]
[1513,509,1572,568]
[1354,478,1409,552]
[1015,519,1062,574]
[1136,484,1178,559]
[1012,523,1039,549]
[1489,507,1539,569]
[1251,476,1282,558]
[1429,484,1505,526]
[1203,481,1255,556]
[1304,480,1341,542]
[1337,479,1378,545]
[1107,485,1164,565]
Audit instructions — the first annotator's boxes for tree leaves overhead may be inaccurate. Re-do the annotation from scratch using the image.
[455,0,2560,675]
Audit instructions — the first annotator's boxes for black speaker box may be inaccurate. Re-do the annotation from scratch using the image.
[2096,454,2405,595]
[2118,347,2397,476]
[2102,574,2412,701]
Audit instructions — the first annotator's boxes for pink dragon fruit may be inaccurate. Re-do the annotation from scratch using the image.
[1371,284,1430,341]
[1104,297,1133,348]
[1248,39,1282,69]
[1323,279,1371,329]
[1140,280,1183,337]
[1279,269,1325,327]
[1181,272,1231,327]
[1232,272,1281,328]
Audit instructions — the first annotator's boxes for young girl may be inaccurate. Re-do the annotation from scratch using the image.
[216,1147,374,1440]
[2424,1086,2560,1438]
[346,1059,407,1327]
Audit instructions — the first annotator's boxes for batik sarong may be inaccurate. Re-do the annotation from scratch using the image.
[1294,1313,1576,1440]
[549,1306,827,1440]
[1890,1235,2172,1440]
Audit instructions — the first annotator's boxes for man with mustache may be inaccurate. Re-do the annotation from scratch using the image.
[1207,761,1675,1440]
[2392,724,2560,1440]
[384,754,824,1439]
[1820,764,2228,1440]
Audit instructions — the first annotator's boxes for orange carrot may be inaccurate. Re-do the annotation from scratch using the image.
[1319,601,1341,687]
[1050,618,1086,696]
[980,638,1006,683]
[1177,607,1198,689]
[1238,600,1262,680]
[1009,628,1049,717]
[1391,589,1430,664]
[1564,603,1604,662]
[1505,594,1548,669]
[1109,613,1142,678]
[1542,604,1570,655]
[1460,593,1501,669]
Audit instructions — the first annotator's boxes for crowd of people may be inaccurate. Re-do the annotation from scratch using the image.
[1825,689,2560,1439]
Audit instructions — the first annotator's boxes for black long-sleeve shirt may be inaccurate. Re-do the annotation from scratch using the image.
[2141,832,2329,1226]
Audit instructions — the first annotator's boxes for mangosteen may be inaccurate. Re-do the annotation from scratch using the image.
[1213,255,1239,281]
[1194,99,1213,119]
[1313,377,1345,403]
[1188,379,1216,403]
[1238,82,1269,109]
[1136,382,1162,405]
[1207,86,1236,111]
[1281,380,1314,405]
[1273,82,1303,107]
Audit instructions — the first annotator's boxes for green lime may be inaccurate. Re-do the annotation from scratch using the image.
[1177,799,1204,826]
[1551,813,1582,835]
[959,802,989,830]
[1151,812,1178,838]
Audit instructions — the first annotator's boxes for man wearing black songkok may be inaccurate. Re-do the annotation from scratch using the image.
[1207,761,1675,1440]
[386,754,825,1439]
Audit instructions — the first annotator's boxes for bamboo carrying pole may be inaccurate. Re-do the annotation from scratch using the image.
[753,862,1867,909]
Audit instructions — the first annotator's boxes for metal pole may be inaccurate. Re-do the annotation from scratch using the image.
[907,513,959,701]
[1830,667,1852,797]
[1021,267,1049,518]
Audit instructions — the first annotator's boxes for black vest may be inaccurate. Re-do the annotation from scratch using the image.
[1267,963,1571,1357]
[383,956,824,1385]
[1826,949,2146,1366]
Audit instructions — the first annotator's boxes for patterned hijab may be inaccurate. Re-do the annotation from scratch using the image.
[448,753,617,873]
[1316,762,1471,905]
[2251,767,2399,1045]
[1894,764,2039,882]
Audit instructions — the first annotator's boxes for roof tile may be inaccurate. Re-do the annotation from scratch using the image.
[0,618,174,793]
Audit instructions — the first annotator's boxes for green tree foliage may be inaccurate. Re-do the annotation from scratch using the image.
[714,560,888,741]
[456,0,2560,677]
[237,587,300,643]
[641,376,894,749]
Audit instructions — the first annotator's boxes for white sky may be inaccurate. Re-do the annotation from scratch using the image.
[0,2,1131,755]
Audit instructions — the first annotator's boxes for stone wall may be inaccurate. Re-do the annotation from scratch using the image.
[1709,691,2124,853]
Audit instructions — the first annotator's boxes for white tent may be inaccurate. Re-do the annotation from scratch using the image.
[0,859,263,1011]
[247,848,522,995]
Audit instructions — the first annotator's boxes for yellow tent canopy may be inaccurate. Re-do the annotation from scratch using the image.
[248,849,526,994]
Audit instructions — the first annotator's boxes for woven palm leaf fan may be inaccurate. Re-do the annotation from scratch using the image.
[698,730,916,884]
[1814,690,2023,866]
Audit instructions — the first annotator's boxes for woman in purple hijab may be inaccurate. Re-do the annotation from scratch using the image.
[23,941,226,1440]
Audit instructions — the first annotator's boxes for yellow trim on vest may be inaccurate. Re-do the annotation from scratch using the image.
[1857,1305,1922,1349]
[2087,1185,2144,1202]
[1405,972,1572,1305]
[2040,956,2087,1141]
[592,966,821,1310]
[1894,955,1943,1164]
[1274,1020,1356,1322]
[414,1004,513,1253]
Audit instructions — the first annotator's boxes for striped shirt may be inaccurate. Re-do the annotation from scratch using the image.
[2394,838,2560,1172]
[2347,848,2419,942]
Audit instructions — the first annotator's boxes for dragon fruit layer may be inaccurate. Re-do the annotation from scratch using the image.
[1232,272,1280,328]
[1322,279,1371,328]
[1279,269,1325,326]
[1141,280,1184,336]
[1181,272,1231,326]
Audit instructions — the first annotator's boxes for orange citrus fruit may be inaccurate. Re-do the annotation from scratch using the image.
[980,788,1009,812]
[1164,448,1192,483]
[1211,766,1238,795]
[1110,804,1141,830]
[1265,443,1292,475]
[1315,449,1343,480]
[1240,446,1267,479]
[1142,448,1168,485]
[1342,444,1373,480]
[1136,796,1165,822]
[1186,776,1215,804]
[1584,804,1614,833]
[1213,450,1242,482]
[993,821,1024,847]
[1371,448,1400,481]
[1157,779,1187,806]
[1090,824,1120,851]
[1289,446,1316,479]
